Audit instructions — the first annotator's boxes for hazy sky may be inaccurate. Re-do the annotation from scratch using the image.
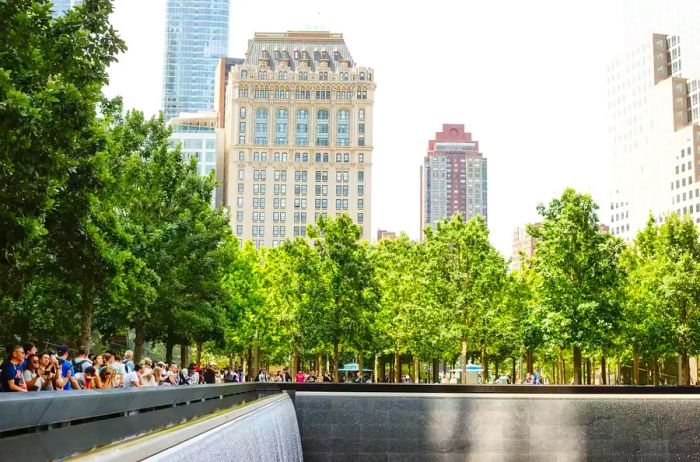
[105,0,631,256]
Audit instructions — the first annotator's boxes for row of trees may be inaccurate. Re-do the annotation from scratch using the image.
[1,1,235,365]
[3,1,700,385]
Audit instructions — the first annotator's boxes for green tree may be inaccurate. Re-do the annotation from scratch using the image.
[305,214,379,381]
[529,188,625,384]
[423,215,507,384]
[0,0,125,300]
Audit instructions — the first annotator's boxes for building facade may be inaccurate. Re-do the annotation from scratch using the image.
[608,32,700,239]
[168,112,223,207]
[223,31,375,248]
[162,0,229,122]
[51,0,82,17]
[420,124,487,236]
[511,226,536,272]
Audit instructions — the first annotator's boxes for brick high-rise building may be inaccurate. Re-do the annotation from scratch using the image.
[420,124,487,236]
[223,32,375,248]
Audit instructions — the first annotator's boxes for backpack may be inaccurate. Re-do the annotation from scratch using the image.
[72,358,88,374]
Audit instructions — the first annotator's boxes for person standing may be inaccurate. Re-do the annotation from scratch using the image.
[203,362,217,384]
[123,350,135,374]
[295,370,305,383]
[1,345,27,392]
[21,342,37,371]
[56,345,80,390]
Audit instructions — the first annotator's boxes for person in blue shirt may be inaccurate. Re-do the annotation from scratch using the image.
[56,345,80,390]
[1,345,27,392]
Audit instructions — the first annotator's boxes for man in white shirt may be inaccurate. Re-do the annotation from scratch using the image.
[122,363,142,388]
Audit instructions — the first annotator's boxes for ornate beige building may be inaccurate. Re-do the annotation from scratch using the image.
[223,31,375,248]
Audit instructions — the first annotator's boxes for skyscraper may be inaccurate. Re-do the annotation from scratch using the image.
[162,0,229,122]
[608,32,700,239]
[51,0,81,17]
[223,31,375,248]
[420,124,487,236]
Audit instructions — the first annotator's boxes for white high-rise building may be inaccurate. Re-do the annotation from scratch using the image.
[608,4,700,239]
[223,32,375,248]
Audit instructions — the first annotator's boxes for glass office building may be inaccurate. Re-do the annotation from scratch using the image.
[51,0,82,17]
[162,0,230,122]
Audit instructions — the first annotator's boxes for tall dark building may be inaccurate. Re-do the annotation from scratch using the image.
[420,124,487,235]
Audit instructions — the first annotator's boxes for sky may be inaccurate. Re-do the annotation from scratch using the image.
[105,0,633,256]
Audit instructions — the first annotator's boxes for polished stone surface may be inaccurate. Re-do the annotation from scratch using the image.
[294,392,700,461]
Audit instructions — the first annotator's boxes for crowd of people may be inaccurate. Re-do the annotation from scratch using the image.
[1,343,553,392]
[0,343,240,392]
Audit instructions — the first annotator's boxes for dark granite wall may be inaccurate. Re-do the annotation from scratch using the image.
[294,392,700,461]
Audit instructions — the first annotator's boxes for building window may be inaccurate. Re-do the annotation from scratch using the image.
[240,107,246,119]
[239,151,245,161]
[255,108,268,145]
[337,109,350,146]
[358,199,364,209]
[357,213,364,223]
[359,153,364,163]
[358,137,365,146]
[316,109,329,146]
[275,108,288,145]
[358,171,365,182]
[241,70,248,79]
[359,109,365,120]
[296,109,309,146]
[359,72,365,81]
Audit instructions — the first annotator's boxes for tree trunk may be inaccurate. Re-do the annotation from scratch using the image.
[196,341,204,365]
[526,348,533,374]
[413,356,420,383]
[165,336,174,365]
[134,322,145,363]
[433,358,439,383]
[246,347,252,381]
[374,354,379,383]
[253,344,259,378]
[333,342,340,382]
[681,353,691,385]
[586,357,592,385]
[291,347,299,376]
[394,350,401,383]
[79,300,93,353]
[460,339,468,384]
[511,356,516,384]
[389,356,394,383]
[180,343,190,369]
[573,346,582,385]
[317,352,323,377]
[495,360,499,381]
[633,351,640,385]
[557,348,564,384]
[653,354,660,386]
[482,347,489,384]
[601,356,607,385]
[358,351,364,382]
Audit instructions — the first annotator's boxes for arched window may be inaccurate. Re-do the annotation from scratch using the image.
[275,108,288,145]
[254,108,268,145]
[316,109,329,146]
[336,109,350,147]
[295,109,309,146]
[359,72,365,81]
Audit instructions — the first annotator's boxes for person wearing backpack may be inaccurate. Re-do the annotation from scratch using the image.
[72,348,92,374]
